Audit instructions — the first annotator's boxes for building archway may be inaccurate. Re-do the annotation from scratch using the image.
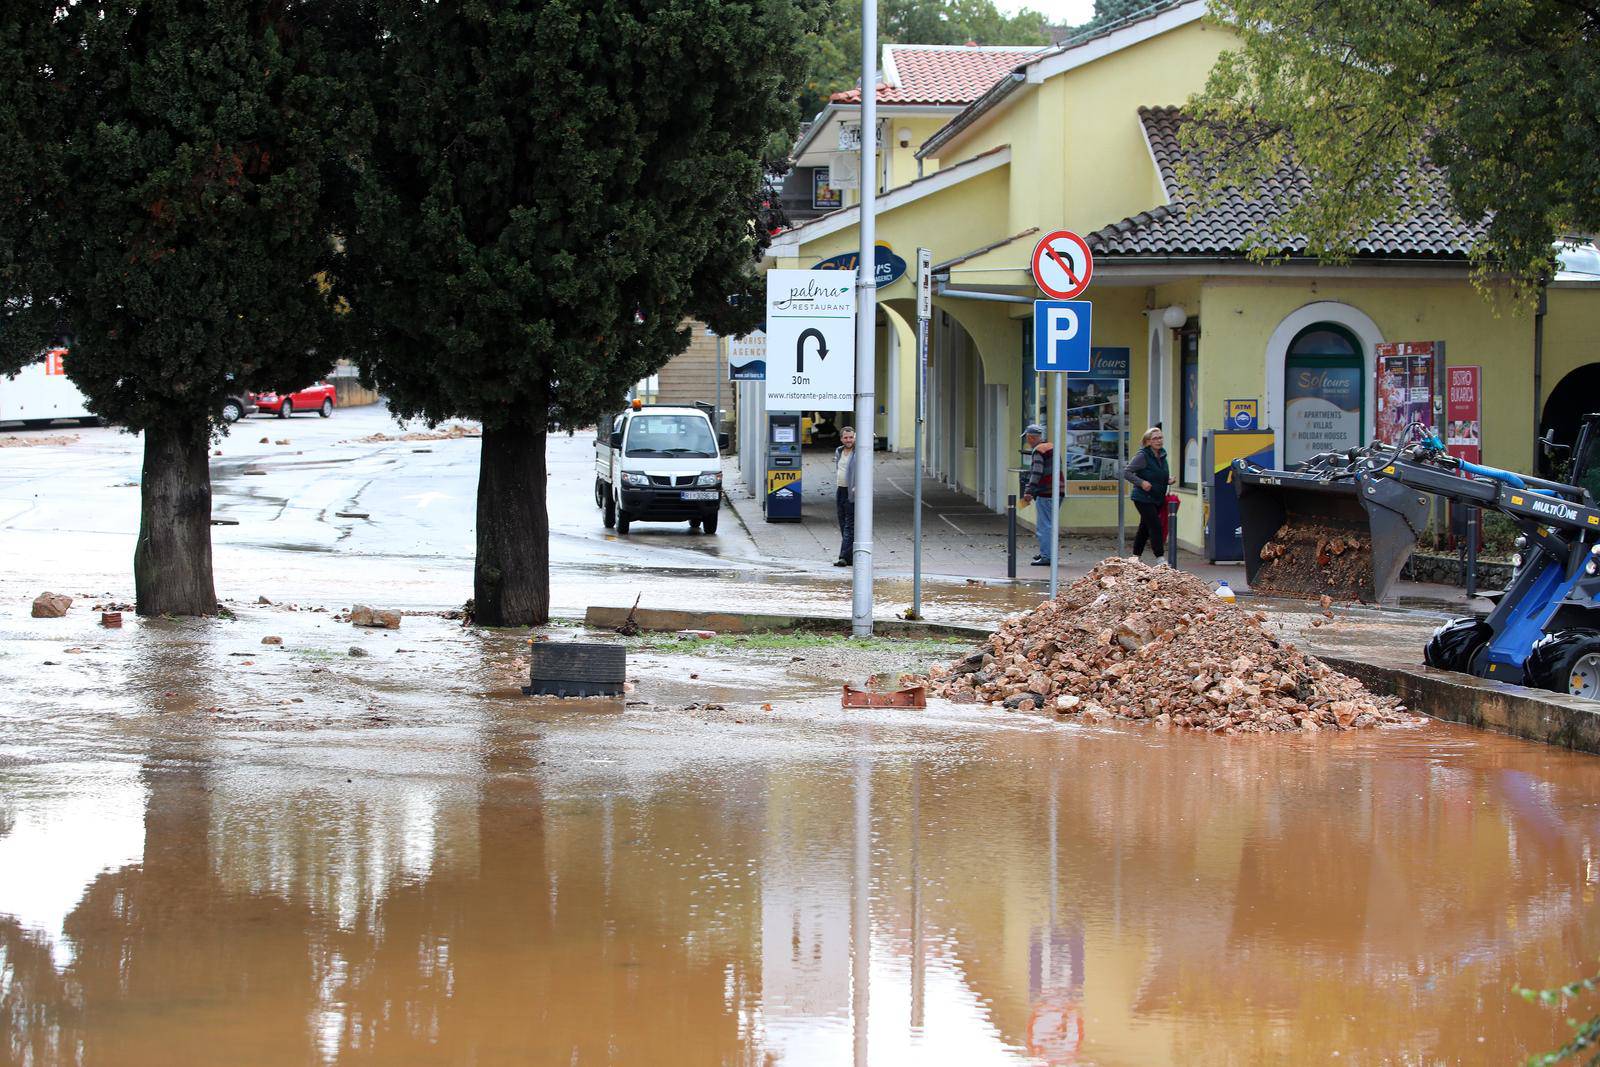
[1263,302,1384,466]
[1539,363,1600,494]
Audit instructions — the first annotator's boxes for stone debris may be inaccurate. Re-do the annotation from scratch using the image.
[920,557,1422,734]
[346,605,401,629]
[1253,521,1373,601]
[261,635,283,645]
[32,592,72,618]
[101,611,122,628]
[1,433,78,448]
[349,423,480,444]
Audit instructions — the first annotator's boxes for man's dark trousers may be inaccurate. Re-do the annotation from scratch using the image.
[836,488,854,562]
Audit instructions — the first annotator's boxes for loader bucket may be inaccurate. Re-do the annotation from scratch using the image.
[1235,463,1429,603]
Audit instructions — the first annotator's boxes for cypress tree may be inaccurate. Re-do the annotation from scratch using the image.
[343,0,802,625]
[0,1,358,615]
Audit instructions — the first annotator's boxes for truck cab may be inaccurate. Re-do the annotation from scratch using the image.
[594,404,725,534]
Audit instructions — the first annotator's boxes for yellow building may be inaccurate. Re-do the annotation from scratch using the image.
[764,0,1600,551]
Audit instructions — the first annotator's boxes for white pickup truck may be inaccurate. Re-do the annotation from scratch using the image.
[594,404,726,534]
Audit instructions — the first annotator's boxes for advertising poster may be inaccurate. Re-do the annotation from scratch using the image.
[1375,341,1436,444]
[812,168,841,210]
[1446,365,1481,464]
[763,270,855,412]
[727,330,767,381]
[1284,363,1364,466]
[1063,348,1129,496]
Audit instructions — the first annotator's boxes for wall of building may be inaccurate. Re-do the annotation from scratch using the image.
[654,321,726,416]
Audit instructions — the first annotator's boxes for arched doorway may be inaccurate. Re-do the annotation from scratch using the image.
[1539,363,1600,495]
[1283,322,1366,467]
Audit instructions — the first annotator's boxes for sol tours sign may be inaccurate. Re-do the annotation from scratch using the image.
[764,270,856,411]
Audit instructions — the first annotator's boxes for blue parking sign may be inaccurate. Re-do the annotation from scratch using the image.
[1033,300,1092,373]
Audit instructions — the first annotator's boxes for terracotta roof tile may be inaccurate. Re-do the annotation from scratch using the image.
[831,44,1044,106]
[1087,106,1485,258]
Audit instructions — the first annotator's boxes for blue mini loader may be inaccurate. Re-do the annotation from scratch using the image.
[1233,414,1600,699]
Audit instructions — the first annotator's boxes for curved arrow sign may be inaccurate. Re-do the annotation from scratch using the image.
[765,270,856,411]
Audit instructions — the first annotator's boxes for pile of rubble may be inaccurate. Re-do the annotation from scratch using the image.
[923,557,1421,733]
[349,423,480,444]
[1252,521,1373,601]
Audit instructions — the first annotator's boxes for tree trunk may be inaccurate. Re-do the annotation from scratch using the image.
[474,420,549,626]
[134,421,219,616]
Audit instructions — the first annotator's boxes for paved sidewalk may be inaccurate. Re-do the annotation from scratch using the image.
[723,449,1484,612]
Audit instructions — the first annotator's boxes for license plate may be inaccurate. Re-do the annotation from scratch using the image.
[681,490,719,501]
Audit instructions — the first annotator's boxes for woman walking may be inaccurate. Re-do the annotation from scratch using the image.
[1124,427,1170,560]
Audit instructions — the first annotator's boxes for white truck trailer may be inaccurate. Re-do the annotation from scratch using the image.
[0,348,96,426]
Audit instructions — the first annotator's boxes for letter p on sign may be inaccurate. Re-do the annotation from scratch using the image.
[1033,300,1092,374]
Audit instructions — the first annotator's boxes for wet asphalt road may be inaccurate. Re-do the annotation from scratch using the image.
[0,405,1039,622]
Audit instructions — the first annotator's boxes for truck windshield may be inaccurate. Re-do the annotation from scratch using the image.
[624,414,716,458]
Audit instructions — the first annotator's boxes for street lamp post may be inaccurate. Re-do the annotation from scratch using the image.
[851,0,877,637]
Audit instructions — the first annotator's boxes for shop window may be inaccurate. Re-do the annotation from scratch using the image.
[1178,325,1200,486]
[1284,323,1364,467]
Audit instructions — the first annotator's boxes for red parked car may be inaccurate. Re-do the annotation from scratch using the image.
[251,382,337,418]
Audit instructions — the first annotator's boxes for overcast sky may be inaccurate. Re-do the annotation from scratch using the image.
[1002,0,1097,26]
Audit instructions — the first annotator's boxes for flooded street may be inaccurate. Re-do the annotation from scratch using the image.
[4,412,1599,1064]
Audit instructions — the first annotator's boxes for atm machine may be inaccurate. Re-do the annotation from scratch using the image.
[765,412,803,522]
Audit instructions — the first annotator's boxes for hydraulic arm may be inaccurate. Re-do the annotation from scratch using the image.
[1234,416,1600,697]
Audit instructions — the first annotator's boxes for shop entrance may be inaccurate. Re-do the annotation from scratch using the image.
[1283,322,1365,467]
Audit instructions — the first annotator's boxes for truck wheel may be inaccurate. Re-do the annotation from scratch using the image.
[220,400,243,424]
[603,494,616,529]
[702,510,719,534]
[1526,630,1600,698]
[615,508,631,534]
[1424,617,1490,674]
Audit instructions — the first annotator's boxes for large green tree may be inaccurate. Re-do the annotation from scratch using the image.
[798,0,1050,118]
[340,0,799,626]
[1186,0,1600,294]
[0,0,355,615]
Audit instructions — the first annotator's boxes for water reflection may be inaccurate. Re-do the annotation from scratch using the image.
[3,707,1600,1065]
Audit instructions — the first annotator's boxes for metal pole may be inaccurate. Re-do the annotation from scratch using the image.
[1117,379,1127,555]
[1006,494,1017,578]
[913,286,928,620]
[851,0,877,637]
[1166,497,1179,569]
[1466,506,1479,598]
[715,333,725,444]
[1049,373,1063,598]
[1534,290,1547,471]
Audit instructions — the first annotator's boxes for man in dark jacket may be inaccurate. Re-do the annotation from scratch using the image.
[1124,427,1170,559]
[1019,423,1059,565]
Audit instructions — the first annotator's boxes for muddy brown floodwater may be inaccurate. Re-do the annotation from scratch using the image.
[4,607,1600,1066]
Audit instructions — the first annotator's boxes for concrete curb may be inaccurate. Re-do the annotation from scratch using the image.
[1321,653,1600,755]
[583,605,990,640]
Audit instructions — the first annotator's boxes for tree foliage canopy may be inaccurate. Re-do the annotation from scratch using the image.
[1187,0,1600,296]
[797,0,1050,118]
[342,0,804,431]
[0,0,353,430]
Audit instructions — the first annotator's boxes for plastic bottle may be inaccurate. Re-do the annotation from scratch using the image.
[1213,580,1236,603]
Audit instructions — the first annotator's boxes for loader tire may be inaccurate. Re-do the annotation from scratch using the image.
[1424,617,1491,674]
[1526,630,1600,699]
